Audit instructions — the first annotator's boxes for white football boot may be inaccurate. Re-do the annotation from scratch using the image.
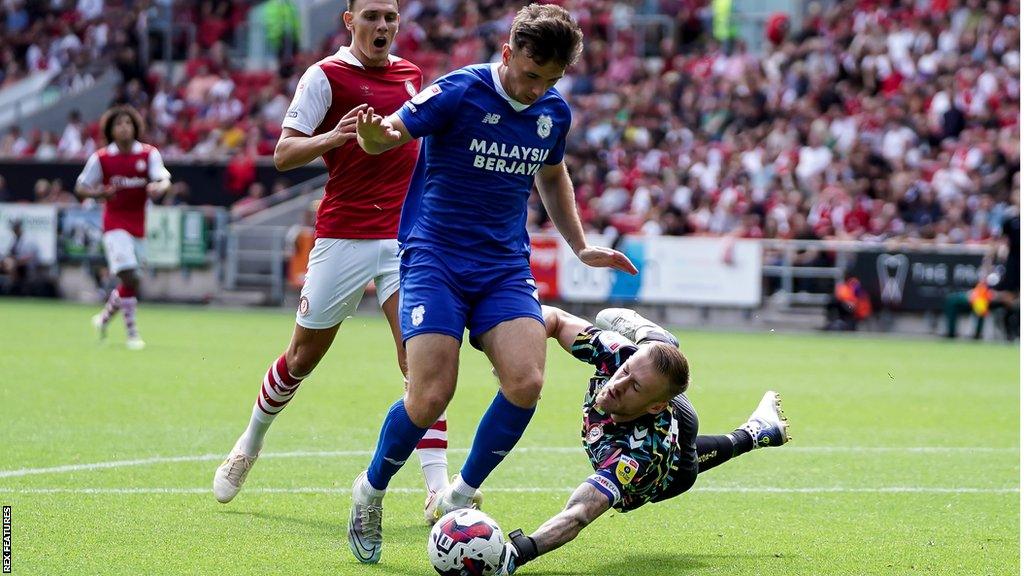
[595,308,679,347]
[348,471,384,564]
[92,313,107,341]
[423,478,484,525]
[741,391,791,448]
[212,445,259,503]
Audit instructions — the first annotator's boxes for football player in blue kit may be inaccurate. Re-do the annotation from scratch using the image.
[496,306,791,574]
[345,3,638,564]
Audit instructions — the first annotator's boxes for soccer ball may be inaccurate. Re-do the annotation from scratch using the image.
[427,508,506,576]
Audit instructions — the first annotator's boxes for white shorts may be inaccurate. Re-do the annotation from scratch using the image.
[102,229,145,274]
[295,238,400,329]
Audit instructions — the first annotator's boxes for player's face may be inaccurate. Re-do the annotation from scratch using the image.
[111,115,135,145]
[596,348,672,422]
[344,0,399,66]
[500,44,565,104]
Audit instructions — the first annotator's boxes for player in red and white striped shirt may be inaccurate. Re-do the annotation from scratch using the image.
[213,0,461,518]
[75,105,171,350]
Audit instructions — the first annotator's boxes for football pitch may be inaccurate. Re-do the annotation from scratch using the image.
[0,300,1018,575]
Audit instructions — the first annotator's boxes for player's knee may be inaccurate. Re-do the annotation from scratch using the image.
[500,369,544,407]
[406,386,453,426]
[119,271,139,290]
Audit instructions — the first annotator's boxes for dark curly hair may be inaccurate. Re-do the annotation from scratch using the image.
[100,105,144,145]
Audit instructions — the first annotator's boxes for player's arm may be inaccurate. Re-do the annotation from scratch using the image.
[74,153,114,199]
[535,162,638,275]
[274,103,369,170]
[355,108,413,155]
[75,182,114,199]
[500,482,611,573]
[146,147,172,198]
[542,305,591,352]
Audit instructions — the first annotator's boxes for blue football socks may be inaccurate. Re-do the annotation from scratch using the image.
[460,392,536,488]
[366,399,428,490]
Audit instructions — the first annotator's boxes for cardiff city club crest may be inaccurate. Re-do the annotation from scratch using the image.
[405,80,417,97]
[536,114,552,138]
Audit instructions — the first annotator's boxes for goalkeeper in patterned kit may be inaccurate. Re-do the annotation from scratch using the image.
[496,306,791,574]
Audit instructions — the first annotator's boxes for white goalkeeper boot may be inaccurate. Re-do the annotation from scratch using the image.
[741,391,791,448]
[595,308,679,346]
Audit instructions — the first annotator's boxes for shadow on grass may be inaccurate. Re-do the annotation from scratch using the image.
[212,509,433,544]
[214,508,342,533]
[530,552,785,576]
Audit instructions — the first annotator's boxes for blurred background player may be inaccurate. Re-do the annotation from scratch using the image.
[75,105,171,350]
[497,306,790,574]
[213,0,457,514]
[348,3,636,564]
[0,220,42,296]
[943,203,1020,340]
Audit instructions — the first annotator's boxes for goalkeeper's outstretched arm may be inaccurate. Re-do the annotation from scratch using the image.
[500,482,610,573]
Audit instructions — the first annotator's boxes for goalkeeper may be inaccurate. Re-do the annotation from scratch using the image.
[499,306,791,573]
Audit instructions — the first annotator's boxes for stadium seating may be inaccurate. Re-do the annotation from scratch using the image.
[0,0,1017,244]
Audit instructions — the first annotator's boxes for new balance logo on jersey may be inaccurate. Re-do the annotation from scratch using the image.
[482,113,501,125]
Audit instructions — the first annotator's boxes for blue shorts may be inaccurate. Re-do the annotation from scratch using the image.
[398,247,543,347]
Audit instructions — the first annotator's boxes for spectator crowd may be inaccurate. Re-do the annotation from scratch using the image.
[0,0,1018,244]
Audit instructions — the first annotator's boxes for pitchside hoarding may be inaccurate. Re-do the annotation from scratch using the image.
[0,204,58,265]
[532,234,762,307]
[851,250,985,311]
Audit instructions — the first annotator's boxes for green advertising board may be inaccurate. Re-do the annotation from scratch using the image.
[145,206,182,267]
[180,210,207,266]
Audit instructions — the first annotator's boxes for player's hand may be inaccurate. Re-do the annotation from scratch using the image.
[330,103,368,146]
[578,246,638,275]
[356,106,402,147]
[99,185,118,198]
[146,180,170,197]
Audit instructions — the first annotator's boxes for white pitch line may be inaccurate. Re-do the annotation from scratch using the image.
[0,486,1016,495]
[0,446,1017,480]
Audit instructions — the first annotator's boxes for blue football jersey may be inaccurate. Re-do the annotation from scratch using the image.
[397,63,571,262]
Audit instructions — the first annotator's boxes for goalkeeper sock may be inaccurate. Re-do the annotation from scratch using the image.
[695,431,753,473]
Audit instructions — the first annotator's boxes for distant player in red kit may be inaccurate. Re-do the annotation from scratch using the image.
[213,0,468,518]
[75,105,171,351]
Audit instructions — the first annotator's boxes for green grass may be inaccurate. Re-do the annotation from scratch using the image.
[0,300,1018,575]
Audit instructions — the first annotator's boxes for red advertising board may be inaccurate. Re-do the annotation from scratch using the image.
[529,235,560,300]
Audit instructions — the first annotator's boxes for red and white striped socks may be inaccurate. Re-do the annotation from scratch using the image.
[99,287,122,326]
[239,355,304,456]
[235,355,450,493]
[99,284,141,338]
[417,413,450,493]
[119,287,139,339]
